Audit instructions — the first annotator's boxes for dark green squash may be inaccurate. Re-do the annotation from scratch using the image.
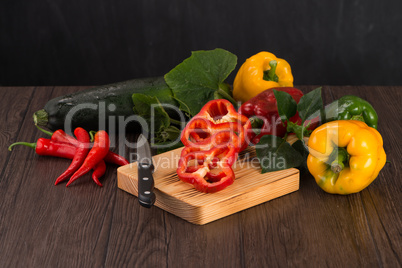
[33,76,178,131]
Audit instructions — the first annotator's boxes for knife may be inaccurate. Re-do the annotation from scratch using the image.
[136,134,156,208]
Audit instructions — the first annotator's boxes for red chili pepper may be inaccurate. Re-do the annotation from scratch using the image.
[177,147,235,193]
[52,129,128,166]
[51,129,80,146]
[8,138,77,158]
[66,130,110,187]
[92,160,106,187]
[36,126,129,166]
[239,87,319,144]
[54,128,90,185]
[9,138,106,183]
[103,152,129,166]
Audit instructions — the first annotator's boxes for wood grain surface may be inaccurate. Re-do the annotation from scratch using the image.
[117,146,299,225]
[0,86,400,267]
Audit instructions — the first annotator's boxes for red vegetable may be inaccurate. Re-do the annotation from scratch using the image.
[181,99,251,151]
[180,131,239,166]
[54,128,90,185]
[239,87,318,144]
[103,152,129,166]
[8,128,125,187]
[177,147,235,193]
[51,129,80,146]
[66,130,110,187]
[8,138,77,158]
[177,99,251,193]
[92,160,106,187]
[37,126,129,166]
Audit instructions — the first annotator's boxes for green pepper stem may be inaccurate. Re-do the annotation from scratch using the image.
[267,60,278,81]
[35,124,53,136]
[89,130,97,142]
[8,141,36,151]
[350,114,364,122]
[217,88,238,108]
[169,118,182,126]
[330,148,349,173]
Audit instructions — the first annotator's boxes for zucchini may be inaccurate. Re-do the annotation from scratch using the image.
[33,76,178,131]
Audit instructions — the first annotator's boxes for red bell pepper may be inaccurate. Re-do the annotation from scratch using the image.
[196,98,249,125]
[239,87,318,144]
[180,131,239,167]
[181,99,251,151]
[177,146,235,193]
[181,121,244,153]
[177,99,252,193]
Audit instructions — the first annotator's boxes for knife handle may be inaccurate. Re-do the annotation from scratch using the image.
[138,163,156,208]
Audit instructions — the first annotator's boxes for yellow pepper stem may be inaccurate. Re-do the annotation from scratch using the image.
[330,147,349,173]
[263,60,279,82]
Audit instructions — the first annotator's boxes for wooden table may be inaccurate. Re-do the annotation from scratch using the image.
[0,86,400,267]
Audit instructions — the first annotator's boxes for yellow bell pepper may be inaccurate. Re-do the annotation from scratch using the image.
[233,51,294,103]
[307,120,386,195]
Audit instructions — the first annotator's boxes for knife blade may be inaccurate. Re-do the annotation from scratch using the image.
[136,134,156,208]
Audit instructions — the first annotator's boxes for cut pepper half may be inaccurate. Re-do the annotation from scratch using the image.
[181,99,251,151]
[181,119,246,151]
[197,99,249,125]
[177,147,236,193]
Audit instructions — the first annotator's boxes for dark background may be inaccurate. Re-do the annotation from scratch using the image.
[1,0,401,86]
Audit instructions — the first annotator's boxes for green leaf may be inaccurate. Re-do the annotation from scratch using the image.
[273,89,297,123]
[297,87,323,122]
[256,135,304,173]
[164,48,237,116]
[156,125,181,143]
[171,96,192,117]
[292,140,309,172]
[132,93,170,135]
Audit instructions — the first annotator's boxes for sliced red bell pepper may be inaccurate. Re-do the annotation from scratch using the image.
[180,131,239,167]
[181,129,241,158]
[196,99,249,125]
[177,99,253,193]
[181,99,251,151]
[177,146,235,193]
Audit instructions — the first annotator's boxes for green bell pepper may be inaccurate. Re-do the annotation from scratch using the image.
[325,95,378,129]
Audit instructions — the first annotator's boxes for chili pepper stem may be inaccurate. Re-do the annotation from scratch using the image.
[89,131,97,142]
[35,124,53,136]
[8,142,36,151]
[330,148,349,173]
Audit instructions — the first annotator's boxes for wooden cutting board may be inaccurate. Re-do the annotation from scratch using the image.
[117,146,299,225]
